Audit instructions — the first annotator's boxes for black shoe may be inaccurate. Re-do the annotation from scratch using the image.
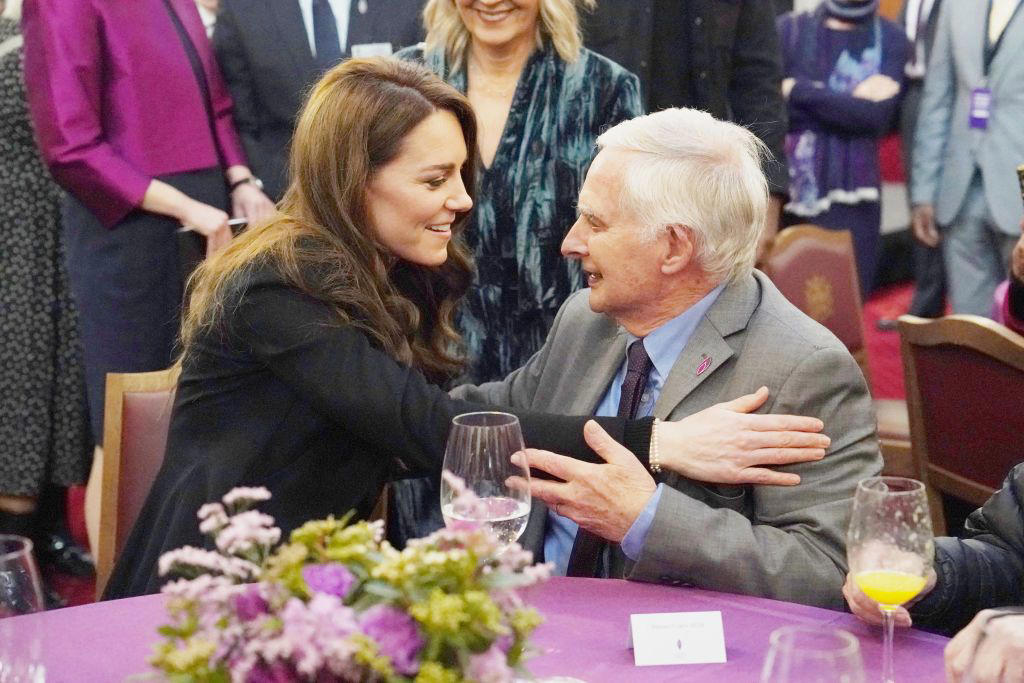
[35,532,95,577]
[876,318,899,331]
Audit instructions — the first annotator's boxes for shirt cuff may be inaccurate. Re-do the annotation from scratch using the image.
[620,484,664,561]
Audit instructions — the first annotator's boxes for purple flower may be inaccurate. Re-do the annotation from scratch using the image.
[234,585,269,621]
[358,604,424,676]
[245,661,296,683]
[467,644,513,683]
[301,563,356,599]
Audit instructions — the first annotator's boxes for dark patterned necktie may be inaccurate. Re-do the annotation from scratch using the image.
[312,0,343,71]
[565,339,653,577]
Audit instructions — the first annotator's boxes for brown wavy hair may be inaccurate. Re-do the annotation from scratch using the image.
[180,58,478,382]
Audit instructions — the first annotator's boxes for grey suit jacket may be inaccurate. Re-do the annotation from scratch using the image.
[453,271,882,608]
[911,0,1024,236]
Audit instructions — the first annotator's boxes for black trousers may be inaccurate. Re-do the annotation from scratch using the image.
[62,168,226,443]
[902,79,947,317]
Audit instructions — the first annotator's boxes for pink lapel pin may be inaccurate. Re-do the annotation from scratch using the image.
[695,354,712,376]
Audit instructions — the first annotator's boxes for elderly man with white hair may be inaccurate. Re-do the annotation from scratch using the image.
[454,107,883,609]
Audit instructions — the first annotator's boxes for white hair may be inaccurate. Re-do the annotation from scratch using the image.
[595,107,770,284]
[1,0,21,20]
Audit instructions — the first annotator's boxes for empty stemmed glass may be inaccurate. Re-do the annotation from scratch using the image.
[0,535,44,618]
[440,412,531,548]
[847,477,934,683]
[760,626,866,683]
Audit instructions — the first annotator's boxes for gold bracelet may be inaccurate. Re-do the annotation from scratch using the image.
[650,418,662,473]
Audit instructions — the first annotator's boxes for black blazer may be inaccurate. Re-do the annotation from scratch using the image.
[213,0,425,199]
[103,264,653,599]
[581,0,789,195]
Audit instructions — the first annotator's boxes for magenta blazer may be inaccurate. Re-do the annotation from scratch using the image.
[22,0,247,227]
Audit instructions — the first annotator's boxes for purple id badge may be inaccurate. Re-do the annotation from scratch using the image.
[969,87,993,130]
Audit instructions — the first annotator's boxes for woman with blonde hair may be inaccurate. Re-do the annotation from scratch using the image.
[104,58,828,599]
[392,0,643,541]
[399,0,642,383]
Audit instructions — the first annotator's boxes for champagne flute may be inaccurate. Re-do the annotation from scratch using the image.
[440,412,531,547]
[847,477,934,683]
[0,535,44,618]
[760,626,865,683]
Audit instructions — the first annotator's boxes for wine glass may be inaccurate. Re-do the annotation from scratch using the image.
[847,477,934,683]
[760,626,865,683]
[0,535,44,617]
[440,412,531,548]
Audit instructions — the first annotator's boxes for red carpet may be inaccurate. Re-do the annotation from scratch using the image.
[862,283,913,399]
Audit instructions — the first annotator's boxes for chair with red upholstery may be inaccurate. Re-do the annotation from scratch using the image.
[898,314,1024,535]
[763,225,912,477]
[762,225,869,378]
[95,366,180,599]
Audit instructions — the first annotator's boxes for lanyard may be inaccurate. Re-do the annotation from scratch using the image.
[984,0,1024,76]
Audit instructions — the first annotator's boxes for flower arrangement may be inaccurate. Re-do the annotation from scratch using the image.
[150,475,550,682]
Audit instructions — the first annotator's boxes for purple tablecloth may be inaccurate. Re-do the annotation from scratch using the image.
[2,577,948,681]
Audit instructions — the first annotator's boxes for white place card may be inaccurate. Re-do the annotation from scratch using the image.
[629,611,727,666]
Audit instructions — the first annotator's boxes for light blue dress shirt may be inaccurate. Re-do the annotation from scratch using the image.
[543,285,725,575]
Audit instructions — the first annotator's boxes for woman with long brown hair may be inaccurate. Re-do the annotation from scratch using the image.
[105,58,828,599]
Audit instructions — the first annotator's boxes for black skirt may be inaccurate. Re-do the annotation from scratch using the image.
[62,167,228,443]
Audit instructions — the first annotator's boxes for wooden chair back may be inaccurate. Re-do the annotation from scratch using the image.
[96,366,180,599]
[898,314,1024,534]
[763,225,869,379]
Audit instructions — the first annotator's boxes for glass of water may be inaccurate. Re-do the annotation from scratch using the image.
[440,412,531,547]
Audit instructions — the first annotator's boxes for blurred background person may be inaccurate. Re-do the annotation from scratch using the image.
[21,0,275,471]
[0,0,92,605]
[578,0,789,258]
[777,0,907,297]
[399,0,642,383]
[909,0,1024,317]
[213,0,425,202]
[877,0,946,330]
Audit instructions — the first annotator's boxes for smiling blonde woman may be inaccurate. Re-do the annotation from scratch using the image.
[400,1,642,385]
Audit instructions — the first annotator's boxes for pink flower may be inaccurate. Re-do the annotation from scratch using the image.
[234,586,269,622]
[301,563,356,600]
[223,487,272,509]
[466,644,513,683]
[358,604,424,676]
[244,661,296,683]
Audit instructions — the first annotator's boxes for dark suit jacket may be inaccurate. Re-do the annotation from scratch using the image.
[581,0,789,195]
[213,0,424,199]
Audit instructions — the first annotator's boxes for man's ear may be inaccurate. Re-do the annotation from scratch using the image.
[661,224,695,275]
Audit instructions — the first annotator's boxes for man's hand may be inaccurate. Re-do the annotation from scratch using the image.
[657,387,829,486]
[841,561,936,628]
[507,420,656,543]
[945,611,1024,683]
[913,204,940,247]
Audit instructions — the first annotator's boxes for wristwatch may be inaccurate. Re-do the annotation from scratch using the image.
[228,176,264,192]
